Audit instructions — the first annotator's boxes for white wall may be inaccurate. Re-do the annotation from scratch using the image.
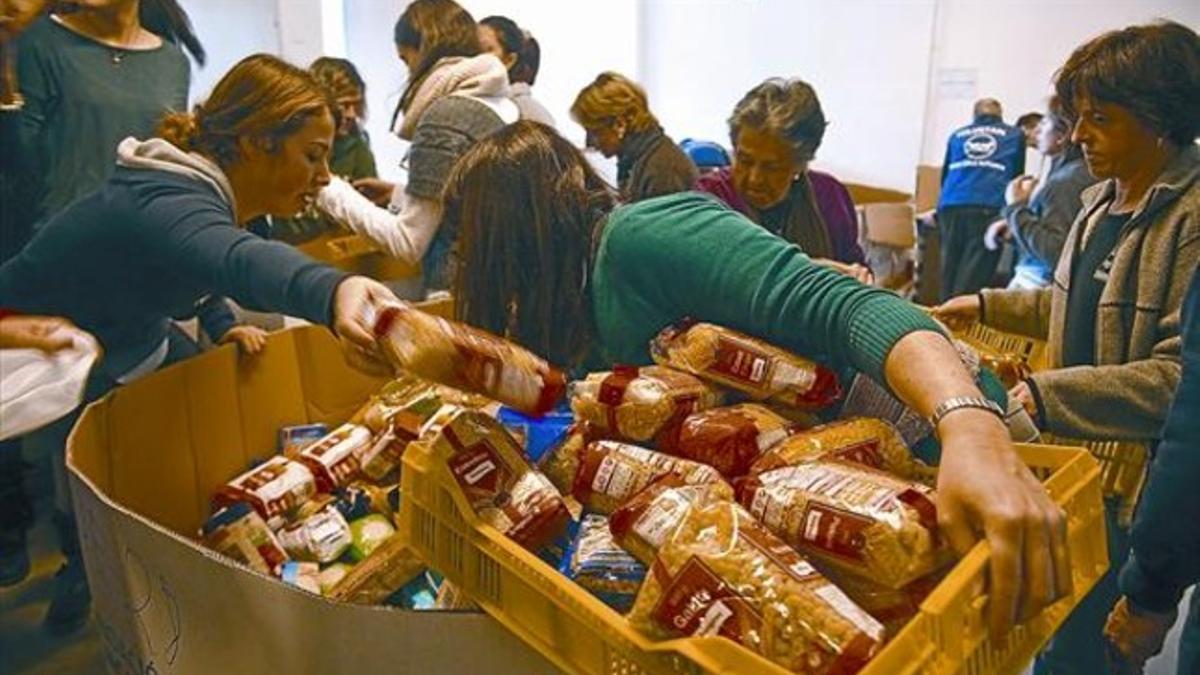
[642,0,937,191]
[179,0,1199,190]
[920,0,1200,168]
[343,0,639,182]
[643,0,1198,193]
[178,0,281,103]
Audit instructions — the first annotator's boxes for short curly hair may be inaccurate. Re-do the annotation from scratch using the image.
[1055,20,1199,147]
[728,78,827,164]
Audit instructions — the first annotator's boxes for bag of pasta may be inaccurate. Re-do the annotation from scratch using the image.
[608,473,735,566]
[373,303,566,416]
[627,493,885,674]
[569,365,722,445]
[650,320,842,410]
[424,408,570,551]
[661,403,800,479]
[737,461,948,588]
[815,564,943,639]
[567,440,724,515]
[750,417,932,483]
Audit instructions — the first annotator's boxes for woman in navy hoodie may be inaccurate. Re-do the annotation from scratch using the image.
[0,53,398,630]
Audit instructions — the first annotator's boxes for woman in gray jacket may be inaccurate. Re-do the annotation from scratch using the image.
[936,21,1200,675]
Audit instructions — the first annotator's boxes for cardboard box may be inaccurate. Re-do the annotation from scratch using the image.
[67,325,559,674]
[914,165,942,214]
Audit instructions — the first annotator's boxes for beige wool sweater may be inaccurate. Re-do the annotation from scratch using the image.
[980,145,1200,441]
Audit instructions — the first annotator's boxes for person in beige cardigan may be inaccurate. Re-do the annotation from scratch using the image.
[935,21,1200,675]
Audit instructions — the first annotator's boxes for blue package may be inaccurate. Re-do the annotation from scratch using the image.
[384,569,444,610]
[559,515,646,613]
[498,407,574,463]
[279,423,328,456]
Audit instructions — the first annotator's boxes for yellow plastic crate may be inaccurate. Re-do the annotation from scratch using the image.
[939,317,1151,516]
[398,442,1107,675]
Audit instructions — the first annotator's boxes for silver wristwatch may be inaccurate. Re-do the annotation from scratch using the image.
[929,396,1006,428]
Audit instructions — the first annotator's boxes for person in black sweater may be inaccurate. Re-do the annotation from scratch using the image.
[0,53,397,633]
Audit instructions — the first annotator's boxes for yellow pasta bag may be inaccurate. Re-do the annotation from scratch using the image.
[651,320,842,410]
[373,303,566,416]
[736,461,949,589]
[661,403,801,479]
[750,417,932,482]
[627,494,885,674]
[569,365,723,445]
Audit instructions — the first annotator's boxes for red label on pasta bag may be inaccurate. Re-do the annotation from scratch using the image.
[447,440,509,504]
[712,337,771,387]
[829,439,884,470]
[802,503,874,562]
[652,557,762,643]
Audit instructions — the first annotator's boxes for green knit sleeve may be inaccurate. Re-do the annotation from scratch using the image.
[601,193,944,383]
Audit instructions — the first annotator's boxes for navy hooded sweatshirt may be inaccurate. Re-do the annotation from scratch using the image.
[0,140,347,381]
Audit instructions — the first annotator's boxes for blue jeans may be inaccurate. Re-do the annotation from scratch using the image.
[1036,497,1130,675]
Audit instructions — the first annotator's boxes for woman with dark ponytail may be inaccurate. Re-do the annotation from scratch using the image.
[479,14,554,126]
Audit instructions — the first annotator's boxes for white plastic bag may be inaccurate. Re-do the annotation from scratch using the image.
[0,327,100,440]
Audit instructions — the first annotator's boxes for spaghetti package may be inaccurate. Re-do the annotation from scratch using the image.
[297,423,372,493]
[569,366,722,445]
[608,473,735,567]
[650,321,842,410]
[373,303,566,416]
[200,502,289,575]
[627,494,885,674]
[662,403,798,479]
[326,534,426,605]
[737,461,947,588]
[424,408,570,551]
[750,417,931,482]
[565,440,724,515]
[213,457,318,530]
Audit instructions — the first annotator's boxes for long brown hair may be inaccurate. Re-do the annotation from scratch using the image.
[443,121,616,367]
[157,53,331,166]
[393,0,480,118]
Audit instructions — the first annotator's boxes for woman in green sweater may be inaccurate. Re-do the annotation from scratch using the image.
[443,120,1069,638]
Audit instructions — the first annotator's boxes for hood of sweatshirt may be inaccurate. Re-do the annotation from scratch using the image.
[115,136,237,211]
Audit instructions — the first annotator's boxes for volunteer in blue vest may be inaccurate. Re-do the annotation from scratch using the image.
[937,98,1026,300]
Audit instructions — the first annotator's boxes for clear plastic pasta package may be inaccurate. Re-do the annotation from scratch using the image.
[662,403,800,479]
[650,320,842,411]
[816,563,943,639]
[373,302,567,416]
[560,515,646,613]
[212,456,319,530]
[568,365,723,445]
[736,461,948,589]
[422,407,571,552]
[750,416,932,482]
[626,493,886,674]
[567,440,724,515]
[608,472,735,567]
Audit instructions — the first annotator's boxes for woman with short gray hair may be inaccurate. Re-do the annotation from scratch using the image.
[696,78,867,277]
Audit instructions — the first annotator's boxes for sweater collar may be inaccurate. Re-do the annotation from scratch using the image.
[617,125,666,179]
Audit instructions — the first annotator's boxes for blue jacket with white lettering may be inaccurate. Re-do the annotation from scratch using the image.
[937,114,1026,210]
